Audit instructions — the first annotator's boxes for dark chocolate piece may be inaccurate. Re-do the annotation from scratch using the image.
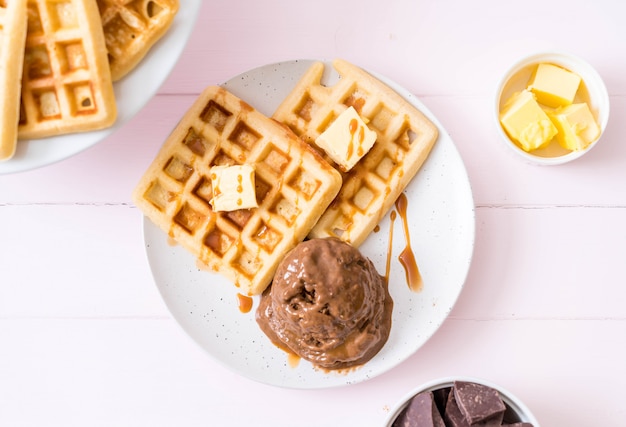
[501,402,523,424]
[433,386,451,415]
[453,381,506,425]
[392,408,409,427]
[393,391,446,427]
[474,414,505,427]
[444,389,470,427]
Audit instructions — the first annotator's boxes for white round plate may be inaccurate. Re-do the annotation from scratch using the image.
[143,60,475,389]
[0,0,202,175]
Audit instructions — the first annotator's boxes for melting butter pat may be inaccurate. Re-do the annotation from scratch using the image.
[548,103,600,151]
[528,63,581,108]
[499,90,558,152]
[209,164,258,212]
[315,106,377,171]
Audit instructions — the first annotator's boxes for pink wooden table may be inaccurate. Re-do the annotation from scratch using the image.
[2,0,625,425]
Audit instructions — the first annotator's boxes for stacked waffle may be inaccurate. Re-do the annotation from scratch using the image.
[0,0,28,160]
[0,0,178,161]
[273,59,439,247]
[96,0,179,81]
[132,86,343,296]
[134,60,439,296]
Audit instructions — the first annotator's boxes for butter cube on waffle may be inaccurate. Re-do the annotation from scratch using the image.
[96,0,179,81]
[273,59,439,247]
[209,164,259,212]
[132,86,342,296]
[18,0,117,140]
[0,0,28,160]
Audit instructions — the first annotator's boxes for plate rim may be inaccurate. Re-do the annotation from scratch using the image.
[0,0,203,175]
[141,58,476,389]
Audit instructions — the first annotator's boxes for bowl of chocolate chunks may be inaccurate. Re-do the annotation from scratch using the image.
[385,377,540,427]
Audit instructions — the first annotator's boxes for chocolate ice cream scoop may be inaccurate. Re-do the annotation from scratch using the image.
[256,237,393,370]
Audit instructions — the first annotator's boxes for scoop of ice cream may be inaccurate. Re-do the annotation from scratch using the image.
[256,237,393,370]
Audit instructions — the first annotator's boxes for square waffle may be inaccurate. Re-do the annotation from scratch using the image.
[96,0,179,81]
[132,86,342,296]
[0,0,28,160]
[18,0,117,140]
[272,59,439,247]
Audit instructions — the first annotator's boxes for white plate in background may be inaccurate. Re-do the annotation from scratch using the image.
[143,60,475,388]
[0,0,202,175]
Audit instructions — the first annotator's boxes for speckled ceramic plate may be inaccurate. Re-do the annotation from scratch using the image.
[0,0,202,175]
[142,60,475,389]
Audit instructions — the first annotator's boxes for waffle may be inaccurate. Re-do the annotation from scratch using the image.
[96,0,179,81]
[273,59,439,247]
[0,0,28,160]
[18,0,117,140]
[132,86,342,296]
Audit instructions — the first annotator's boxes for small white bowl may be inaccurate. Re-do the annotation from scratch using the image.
[494,51,610,165]
[384,376,540,426]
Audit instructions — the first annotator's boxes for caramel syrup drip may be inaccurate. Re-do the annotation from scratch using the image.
[347,118,366,160]
[236,174,243,193]
[287,352,301,368]
[385,210,397,285]
[236,293,253,314]
[357,126,365,156]
[347,118,357,159]
[395,193,423,292]
[236,173,244,206]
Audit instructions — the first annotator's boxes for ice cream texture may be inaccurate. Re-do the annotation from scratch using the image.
[256,237,393,370]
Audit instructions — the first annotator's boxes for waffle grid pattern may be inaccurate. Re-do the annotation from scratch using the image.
[18,0,116,140]
[133,86,341,295]
[0,0,27,160]
[273,59,439,247]
[96,0,179,81]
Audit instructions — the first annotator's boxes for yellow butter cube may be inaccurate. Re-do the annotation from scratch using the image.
[499,90,558,152]
[209,164,258,212]
[528,63,581,108]
[547,103,600,151]
[315,106,377,171]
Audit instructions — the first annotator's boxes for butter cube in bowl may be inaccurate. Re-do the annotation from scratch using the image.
[384,376,540,427]
[495,51,609,165]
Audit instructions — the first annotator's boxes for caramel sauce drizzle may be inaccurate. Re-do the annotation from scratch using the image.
[210,172,221,197]
[385,210,397,285]
[347,118,357,159]
[347,117,367,160]
[236,293,253,314]
[357,126,365,156]
[286,352,301,368]
[236,173,243,193]
[395,193,423,292]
